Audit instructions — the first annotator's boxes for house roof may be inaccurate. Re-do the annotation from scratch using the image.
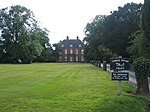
[60,36,84,48]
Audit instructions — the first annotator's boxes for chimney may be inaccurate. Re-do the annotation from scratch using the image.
[66,36,69,40]
[77,36,79,40]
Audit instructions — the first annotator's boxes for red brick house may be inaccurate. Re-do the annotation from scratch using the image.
[59,36,84,62]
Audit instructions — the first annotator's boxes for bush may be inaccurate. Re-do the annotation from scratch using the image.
[132,57,150,94]
[133,57,150,75]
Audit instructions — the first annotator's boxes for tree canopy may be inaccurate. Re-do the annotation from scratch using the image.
[84,3,142,62]
[143,0,150,39]
[128,0,150,60]
[142,0,150,59]
[0,5,52,63]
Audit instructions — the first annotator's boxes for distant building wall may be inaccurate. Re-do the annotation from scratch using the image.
[59,36,84,62]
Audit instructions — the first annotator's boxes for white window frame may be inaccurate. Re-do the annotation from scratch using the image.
[76,56,78,61]
[81,56,84,61]
[65,56,67,61]
[70,49,73,54]
[81,49,84,54]
[75,49,78,54]
[70,56,73,61]
[65,49,67,54]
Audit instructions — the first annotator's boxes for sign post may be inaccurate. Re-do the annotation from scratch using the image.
[110,58,130,95]
[118,80,121,95]
[112,72,129,95]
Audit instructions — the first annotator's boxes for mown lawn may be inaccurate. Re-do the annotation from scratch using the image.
[0,63,150,112]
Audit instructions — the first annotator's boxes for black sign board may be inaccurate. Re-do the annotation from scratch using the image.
[110,58,130,70]
[112,72,129,81]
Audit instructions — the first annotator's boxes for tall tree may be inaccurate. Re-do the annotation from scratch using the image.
[52,43,61,62]
[84,3,142,61]
[127,1,150,94]
[127,30,144,59]
[142,0,150,39]
[103,3,142,57]
[84,15,107,61]
[0,5,50,63]
[142,0,150,59]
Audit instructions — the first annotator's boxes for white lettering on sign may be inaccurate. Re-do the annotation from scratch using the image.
[116,62,124,67]
[121,59,129,63]
[112,72,129,81]
[110,58,130,70]
[112,59,120,62]
[116,67,125,70]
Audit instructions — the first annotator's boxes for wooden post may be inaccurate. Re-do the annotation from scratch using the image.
[98,61,101,68]
[118,80,121,95]
[103,61,107,71]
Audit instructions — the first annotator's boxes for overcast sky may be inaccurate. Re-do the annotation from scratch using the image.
[0,0,143,44]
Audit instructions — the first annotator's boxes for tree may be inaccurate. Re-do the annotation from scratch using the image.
[84,3,142,62]
[133,57,150,94]
[127,30,144,59]
[127,1,150,94]
[84,15,106,62]
[142,0,150,39]
[30,27,52,62]
[52,42,62,62]
[103,3,142,57]
[142,0,150,59]
[36,47,54,62]
[0,5,50,63]
[97,45,115,62]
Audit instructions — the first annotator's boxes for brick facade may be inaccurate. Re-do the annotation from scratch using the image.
[59,36,84,62]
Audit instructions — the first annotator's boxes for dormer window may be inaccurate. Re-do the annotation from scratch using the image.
[70,44,73,47]
[79,44,81,47]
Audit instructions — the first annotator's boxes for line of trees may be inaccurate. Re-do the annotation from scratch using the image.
[83,2,142,62]
[0,5,56,63]
[0,2,149,93]
[84,1,150,94]
[84,1,150,62]
[0,2,149,65]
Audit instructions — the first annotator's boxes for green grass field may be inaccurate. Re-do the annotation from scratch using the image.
[0,63,150,112]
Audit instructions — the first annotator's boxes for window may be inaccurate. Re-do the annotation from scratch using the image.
[76,56,78,61]
[70,49,73,54]
[61,44,64,47]
[70,44,73,47]
[75,49,78,54]
[65,56,67,61]
[79,44,81,47]
[81,49,84,54]
[59,56,62,59]
[70,56,73,61]
[65,49,67,54]
[81,56,84,61]
[59,56,61,61]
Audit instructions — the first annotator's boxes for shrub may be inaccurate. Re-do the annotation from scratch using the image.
[132,57,150,94]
